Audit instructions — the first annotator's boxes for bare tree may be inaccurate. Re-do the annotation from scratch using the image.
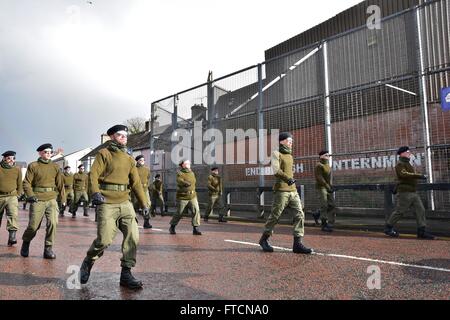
[123,117,146,134]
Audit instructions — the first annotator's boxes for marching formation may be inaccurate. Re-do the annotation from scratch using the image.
[0,125,436,290]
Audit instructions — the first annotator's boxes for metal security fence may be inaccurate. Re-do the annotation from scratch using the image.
[151,0,450,219]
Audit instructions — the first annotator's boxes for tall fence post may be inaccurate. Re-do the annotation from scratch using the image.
[322,41,335,205]
[257,63,265,218]
[416,6,435,211]
[322,41,333,164]
[150,102,156,172]
[171,95,179,199]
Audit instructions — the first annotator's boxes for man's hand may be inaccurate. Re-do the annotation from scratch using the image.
[27,196,38,203]
[91,192,105,205]
[287,178,296,186]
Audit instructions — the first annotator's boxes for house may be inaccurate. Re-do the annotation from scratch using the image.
[79,121,172,172]
[51,148,93,173]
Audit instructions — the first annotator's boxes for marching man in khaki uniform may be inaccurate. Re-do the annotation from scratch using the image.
[59,165,74,216]
[21,143,65,259]
[79,125,150,289]
[169,159,202,235]
[385,146,435,240]
[0,151,23,246]
[132,155,152,229]
[204,167,227,223]
[259,132,313,254]
[314,150,338,232]
[69,164,89,217]
[150,174,165,216]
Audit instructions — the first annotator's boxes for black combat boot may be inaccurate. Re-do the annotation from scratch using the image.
[120,267,143,289]
[143,218,152,229]
[312,210,321,225]
[83,208,89,217]
[43,246,56,259]
[20,241,30,257]
[259,234,274,252]
[293,236,313,254]
[169,224,176,234]
[7,230,17,246]
[417,227,435,240]
[193,226,202,235]
[384,224,399,237]
[218,215,228,223]
[80,258,94,284]
[321,219,333,233]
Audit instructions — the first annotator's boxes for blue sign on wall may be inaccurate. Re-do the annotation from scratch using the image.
[442,87,450,111]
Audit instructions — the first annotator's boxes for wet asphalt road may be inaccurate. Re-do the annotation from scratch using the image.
[0,207,449,300]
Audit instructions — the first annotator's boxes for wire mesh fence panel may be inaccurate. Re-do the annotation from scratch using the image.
[213,67,259,118]
[420,0,450,73]
[263,46,323,109]
[330,77,423,155]
[177,86,209,121]
[328,11,417,92]
[153,97,175,128]
[150,0,450,219]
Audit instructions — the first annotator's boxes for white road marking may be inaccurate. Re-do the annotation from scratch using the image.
[225,239,450,273]
[138,226,164,231]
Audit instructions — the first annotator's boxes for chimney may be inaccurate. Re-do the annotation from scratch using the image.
[101,133,111,144]
[191,103,207,122]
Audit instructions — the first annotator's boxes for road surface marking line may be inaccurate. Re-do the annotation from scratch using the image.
[225,239,450,273]
[138,227,164,231]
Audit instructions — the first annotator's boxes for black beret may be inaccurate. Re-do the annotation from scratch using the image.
[211,167,219,171]
[319,150,329,156]
[36,143,53,152]
[78,164,84,169]
[397,146,410,155]
[64,166,71,170]
[2,150,16,157]
[279,132,293,141]
[107,125,128,136]
[135,155,144,161]
[155,174,161,178]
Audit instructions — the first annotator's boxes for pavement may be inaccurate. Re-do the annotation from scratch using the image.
[0,207,449,300]
[172,207,450,237]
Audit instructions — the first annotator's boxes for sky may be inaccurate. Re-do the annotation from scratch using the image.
[0,0,362,163]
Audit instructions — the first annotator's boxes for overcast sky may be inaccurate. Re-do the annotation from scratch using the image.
[0,0,362,163]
